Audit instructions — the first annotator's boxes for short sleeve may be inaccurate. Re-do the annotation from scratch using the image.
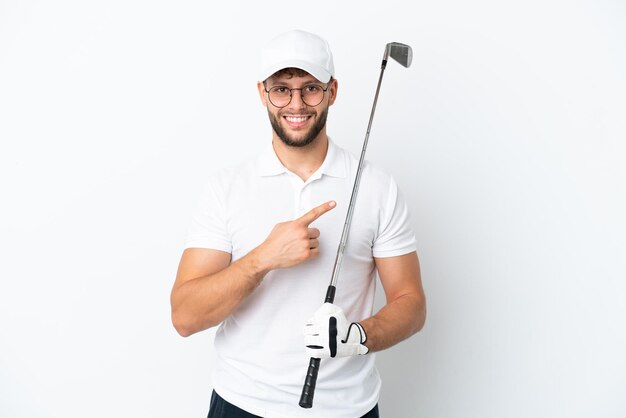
[372,176,416,258]
[184,178,232,253]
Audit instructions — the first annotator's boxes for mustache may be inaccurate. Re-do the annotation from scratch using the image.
[279,112,315,117]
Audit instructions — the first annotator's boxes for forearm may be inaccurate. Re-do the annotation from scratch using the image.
[360,293,426,353]
[171,201,336,337]
[171,248,269,336]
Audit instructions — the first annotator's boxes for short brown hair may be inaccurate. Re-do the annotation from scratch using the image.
[266,67,311,82]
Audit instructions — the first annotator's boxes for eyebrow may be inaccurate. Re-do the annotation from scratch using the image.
[267,79,322,88]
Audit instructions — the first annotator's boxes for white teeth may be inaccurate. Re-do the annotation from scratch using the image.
[285,116,309,123]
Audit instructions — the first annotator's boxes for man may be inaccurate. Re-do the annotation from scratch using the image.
[171,29,426,418]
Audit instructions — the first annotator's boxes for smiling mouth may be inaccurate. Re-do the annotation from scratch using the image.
[283,115,312,127]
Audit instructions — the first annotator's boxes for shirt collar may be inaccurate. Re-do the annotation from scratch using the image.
[256,138,347,179]
[256,142,287,176]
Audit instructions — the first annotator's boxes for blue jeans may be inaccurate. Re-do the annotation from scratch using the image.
[207,390,380,418]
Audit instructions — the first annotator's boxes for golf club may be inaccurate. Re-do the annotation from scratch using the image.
[299,42,413,409]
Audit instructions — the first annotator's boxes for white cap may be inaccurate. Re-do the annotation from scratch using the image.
[259,29,335,83]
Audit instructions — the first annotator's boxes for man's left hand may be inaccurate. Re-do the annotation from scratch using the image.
[304,303,369,359]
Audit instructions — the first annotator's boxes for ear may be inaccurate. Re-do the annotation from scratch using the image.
[328,78,338,106]
[257,81,268,107]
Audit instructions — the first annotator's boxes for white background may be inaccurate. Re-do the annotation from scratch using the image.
[1,0,625,417]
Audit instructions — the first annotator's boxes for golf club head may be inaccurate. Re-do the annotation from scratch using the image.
[384,42,412,68]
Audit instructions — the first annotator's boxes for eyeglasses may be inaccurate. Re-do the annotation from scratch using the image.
[264,80,332,108]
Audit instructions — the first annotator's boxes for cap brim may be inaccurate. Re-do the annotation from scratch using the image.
[260,59,332,83]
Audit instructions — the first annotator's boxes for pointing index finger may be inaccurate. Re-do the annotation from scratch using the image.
[298,201,336,225]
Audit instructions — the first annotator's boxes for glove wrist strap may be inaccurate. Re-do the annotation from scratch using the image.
[343,322,367,345]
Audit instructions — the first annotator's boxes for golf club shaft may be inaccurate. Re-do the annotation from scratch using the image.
[299,58,389,410]
[329,58,388,291]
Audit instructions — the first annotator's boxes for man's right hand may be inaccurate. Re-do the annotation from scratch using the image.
[257,201,336,270]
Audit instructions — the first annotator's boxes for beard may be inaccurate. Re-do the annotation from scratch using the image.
[268,107,328,148]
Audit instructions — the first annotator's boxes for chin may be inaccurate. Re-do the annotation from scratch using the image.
[278,134,317,148]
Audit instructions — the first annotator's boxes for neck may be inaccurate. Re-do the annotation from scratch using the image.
[272,132,329,182]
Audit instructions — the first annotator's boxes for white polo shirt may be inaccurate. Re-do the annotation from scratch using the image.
[185,138,416,418]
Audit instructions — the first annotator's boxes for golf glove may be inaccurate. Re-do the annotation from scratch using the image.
[304,302,369,358]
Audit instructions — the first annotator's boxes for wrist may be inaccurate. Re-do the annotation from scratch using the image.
[247,245,273,277]
[359,318,375,353]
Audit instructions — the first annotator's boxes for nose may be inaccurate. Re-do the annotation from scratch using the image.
[288,88,306,109]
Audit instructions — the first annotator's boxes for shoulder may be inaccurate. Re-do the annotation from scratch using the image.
[201,155,258,189]
[192,156,260,209]
[362,160,396,188]
[332,141,395,182]
[339,146,397,191]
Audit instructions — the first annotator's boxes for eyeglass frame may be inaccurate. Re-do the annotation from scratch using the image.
[263,78,334,108]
